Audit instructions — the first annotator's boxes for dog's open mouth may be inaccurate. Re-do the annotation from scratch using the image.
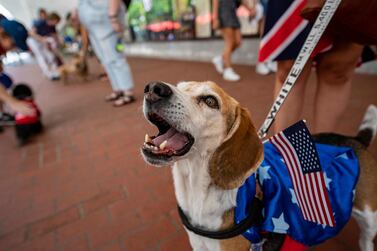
[142,113,194,160]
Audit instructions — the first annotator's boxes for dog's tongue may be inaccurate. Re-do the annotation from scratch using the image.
[152,127,188,150]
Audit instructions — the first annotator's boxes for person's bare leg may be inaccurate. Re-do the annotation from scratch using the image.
[314,42,363,133]
[274,59,313,133]
[233,29,242,52]
[222,28,235,68]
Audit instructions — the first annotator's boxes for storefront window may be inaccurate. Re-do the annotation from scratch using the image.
[127,0,258,41]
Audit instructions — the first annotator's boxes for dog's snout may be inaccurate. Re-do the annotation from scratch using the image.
[144,81,172,103]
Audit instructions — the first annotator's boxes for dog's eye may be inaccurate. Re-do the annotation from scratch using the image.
[202,96,219,109]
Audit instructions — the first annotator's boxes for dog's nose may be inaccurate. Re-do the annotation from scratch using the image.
[144,81,172,103]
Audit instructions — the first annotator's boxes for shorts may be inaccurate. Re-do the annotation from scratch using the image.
[219,0,241,29]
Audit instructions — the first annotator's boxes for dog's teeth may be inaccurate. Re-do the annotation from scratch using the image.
[145,134,152,143]
[153,146,159,151]
[159,140,167,150]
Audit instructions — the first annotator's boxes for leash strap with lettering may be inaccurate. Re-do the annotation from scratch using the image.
[258,0,342,139]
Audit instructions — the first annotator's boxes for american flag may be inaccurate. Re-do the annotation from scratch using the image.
[269,121,335,227]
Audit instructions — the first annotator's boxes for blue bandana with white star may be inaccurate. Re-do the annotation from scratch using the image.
[234,142,359,246]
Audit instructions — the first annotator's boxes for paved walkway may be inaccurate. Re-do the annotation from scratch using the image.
[0,58,376,251]
[125,39,377,75]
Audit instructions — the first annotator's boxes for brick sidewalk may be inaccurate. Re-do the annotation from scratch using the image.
[0,58,376,251]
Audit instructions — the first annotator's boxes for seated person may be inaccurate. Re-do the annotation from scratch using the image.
[28,12,63,80]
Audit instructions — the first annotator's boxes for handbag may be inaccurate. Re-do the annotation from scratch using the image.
[301,0,377,45]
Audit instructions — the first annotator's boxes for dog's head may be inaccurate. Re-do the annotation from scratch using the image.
[141,81,263,189]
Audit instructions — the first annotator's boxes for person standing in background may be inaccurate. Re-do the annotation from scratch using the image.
[254,0,277,75]
[212,0,255,82]
[259,0,364,133]
[78,0,135,107]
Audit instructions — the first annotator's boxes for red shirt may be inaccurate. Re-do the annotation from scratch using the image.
[15,100,41,125]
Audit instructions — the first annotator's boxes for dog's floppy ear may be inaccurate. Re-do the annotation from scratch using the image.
[209,106,263,190]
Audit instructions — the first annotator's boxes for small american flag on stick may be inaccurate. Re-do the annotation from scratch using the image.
[270,121,335,227]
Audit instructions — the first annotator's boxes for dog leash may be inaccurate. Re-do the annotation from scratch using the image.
[178,197,263,240]
[258,0,342,139]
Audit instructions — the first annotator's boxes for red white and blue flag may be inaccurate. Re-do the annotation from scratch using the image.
[269,121,335,227]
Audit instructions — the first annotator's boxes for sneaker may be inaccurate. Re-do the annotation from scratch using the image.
[212,56,224,74]
[223,68,240,82]
[0,113,15,126]
[50,76,61,81]
[255,62,271,75]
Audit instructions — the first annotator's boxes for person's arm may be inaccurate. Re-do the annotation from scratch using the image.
[0,85,33,115]
[79,25,89,59]
[108,0,123,33]
[242,0,256,17]
[28,28,46,43]
[212,0,219,30]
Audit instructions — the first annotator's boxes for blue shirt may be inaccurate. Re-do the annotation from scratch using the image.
[0,73,13,89]
[33,19,56,37]
[235,142,359,246]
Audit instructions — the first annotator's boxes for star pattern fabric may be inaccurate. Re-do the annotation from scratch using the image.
[324,171,332,190]
[289,188,299,206]
[258,164,271,186]
[235,142,360,246]
[272,213,290,233]
[337,153,349,160]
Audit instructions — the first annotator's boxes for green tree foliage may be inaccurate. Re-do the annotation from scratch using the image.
[128,0,147,26]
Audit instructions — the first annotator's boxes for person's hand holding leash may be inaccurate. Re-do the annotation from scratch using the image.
[110,18,123,33]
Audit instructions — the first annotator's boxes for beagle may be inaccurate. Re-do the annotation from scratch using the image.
[141,81,377,251]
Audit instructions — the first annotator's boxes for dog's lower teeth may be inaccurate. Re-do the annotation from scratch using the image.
[159,140,167,150]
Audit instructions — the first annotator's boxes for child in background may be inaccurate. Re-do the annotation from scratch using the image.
[12,84,43,146]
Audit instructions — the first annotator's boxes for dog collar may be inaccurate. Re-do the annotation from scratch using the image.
[177,197,263,240]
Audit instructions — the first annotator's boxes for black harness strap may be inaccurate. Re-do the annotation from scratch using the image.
[177,197,263,240]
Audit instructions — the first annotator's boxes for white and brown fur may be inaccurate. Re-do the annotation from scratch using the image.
[59,54,88,84]
[142,81,377,251]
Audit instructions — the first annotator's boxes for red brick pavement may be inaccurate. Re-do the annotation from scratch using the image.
[0,57,376,251]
